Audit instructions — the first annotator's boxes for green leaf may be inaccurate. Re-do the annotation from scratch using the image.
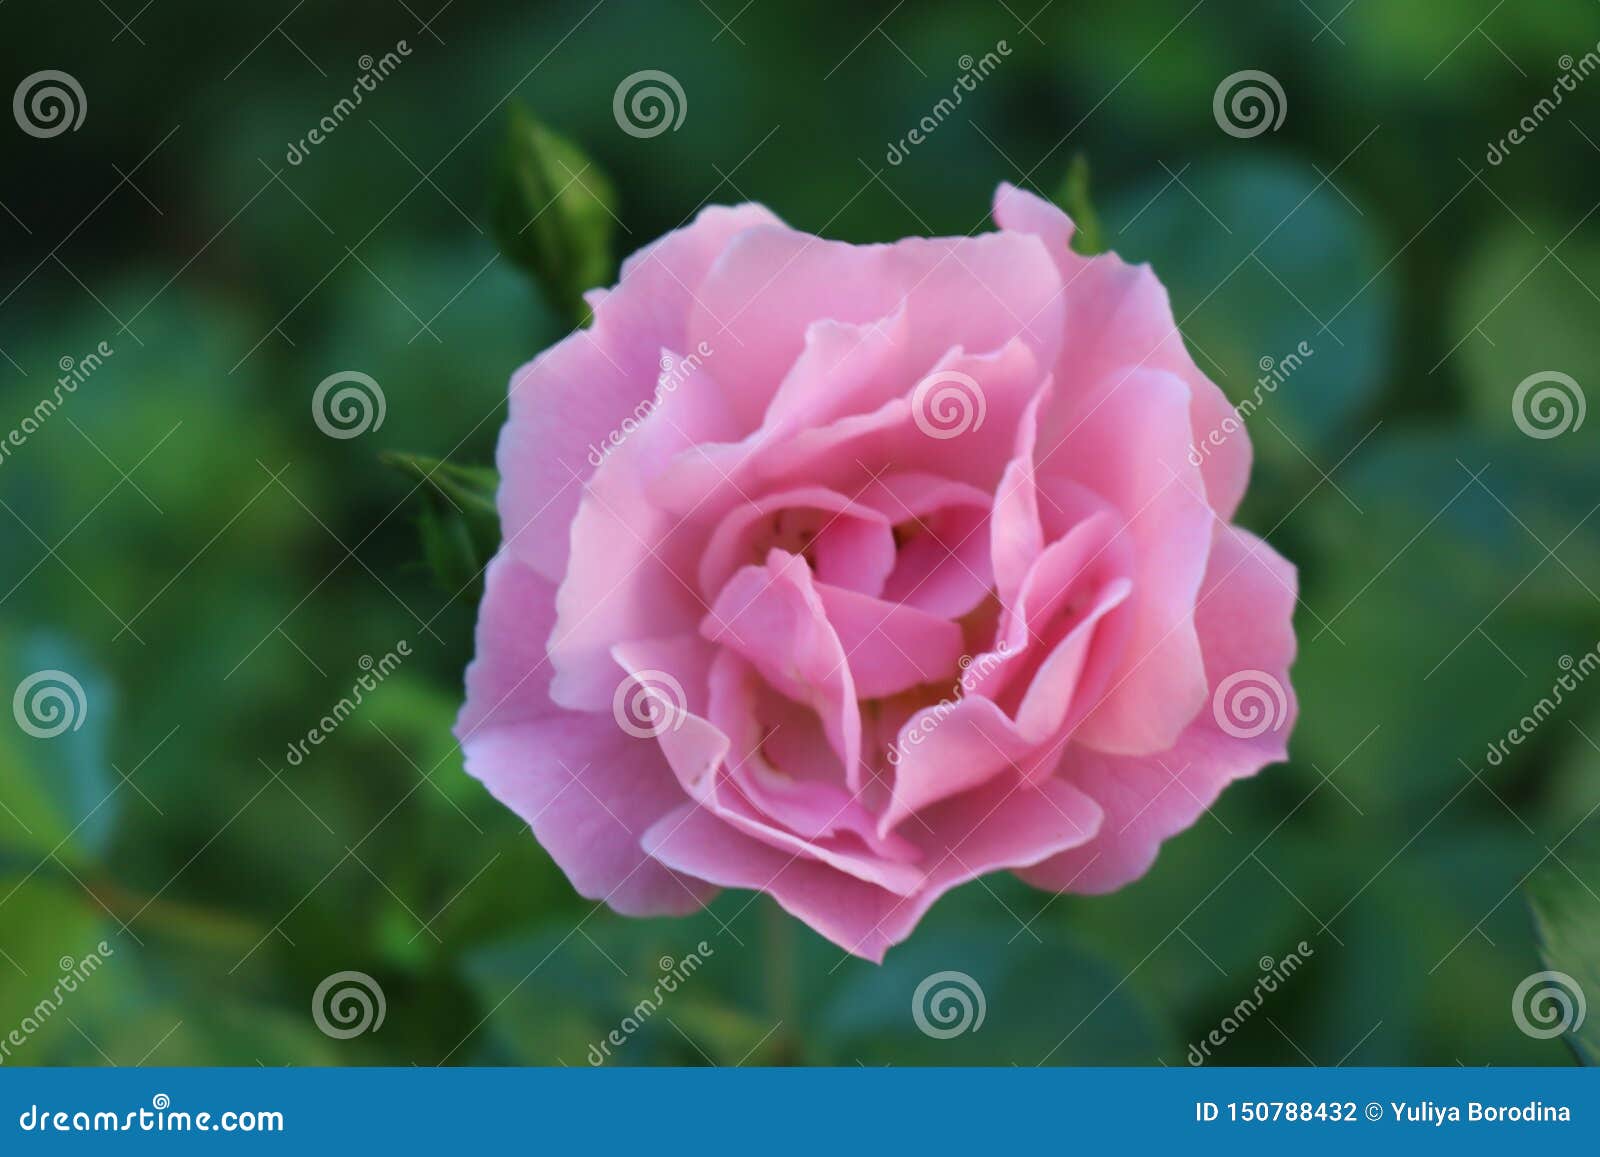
[489,101,617,325]
[382,452,501,593]
[1057,154,1107,256]
[416,501,481,592]
[380,452,499,517]
[1526,817,1600,1063]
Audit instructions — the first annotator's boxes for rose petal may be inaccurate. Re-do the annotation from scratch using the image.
[815,581,966,698]
[1019,523,1297,893]
[644,772,1100,961]
[703,550,863,788]
[992,182,1251,521]
[685,223,1067,427]
[456,554,710,916]
[1048,368,1213,755]
[697,487,895,603]
[546,349,737,711]
[498,204,780,582]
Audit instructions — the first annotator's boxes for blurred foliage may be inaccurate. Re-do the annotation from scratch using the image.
[2,0,1599,1066]
[1528,820,1600,1064]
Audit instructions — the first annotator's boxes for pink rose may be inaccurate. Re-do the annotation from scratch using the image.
[457,183,1297,961]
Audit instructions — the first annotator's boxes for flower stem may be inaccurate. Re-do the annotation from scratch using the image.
[764,898,798,1064]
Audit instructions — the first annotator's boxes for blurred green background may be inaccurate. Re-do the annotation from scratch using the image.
[3,0,1599,1066]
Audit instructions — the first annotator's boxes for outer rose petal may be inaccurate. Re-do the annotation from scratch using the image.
[991,183,1251,522]
[546,348,739,710]
[497,204,780,583]
[644,773,1101,962]
[455,552,712,916]
[1018,523,1297,893]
